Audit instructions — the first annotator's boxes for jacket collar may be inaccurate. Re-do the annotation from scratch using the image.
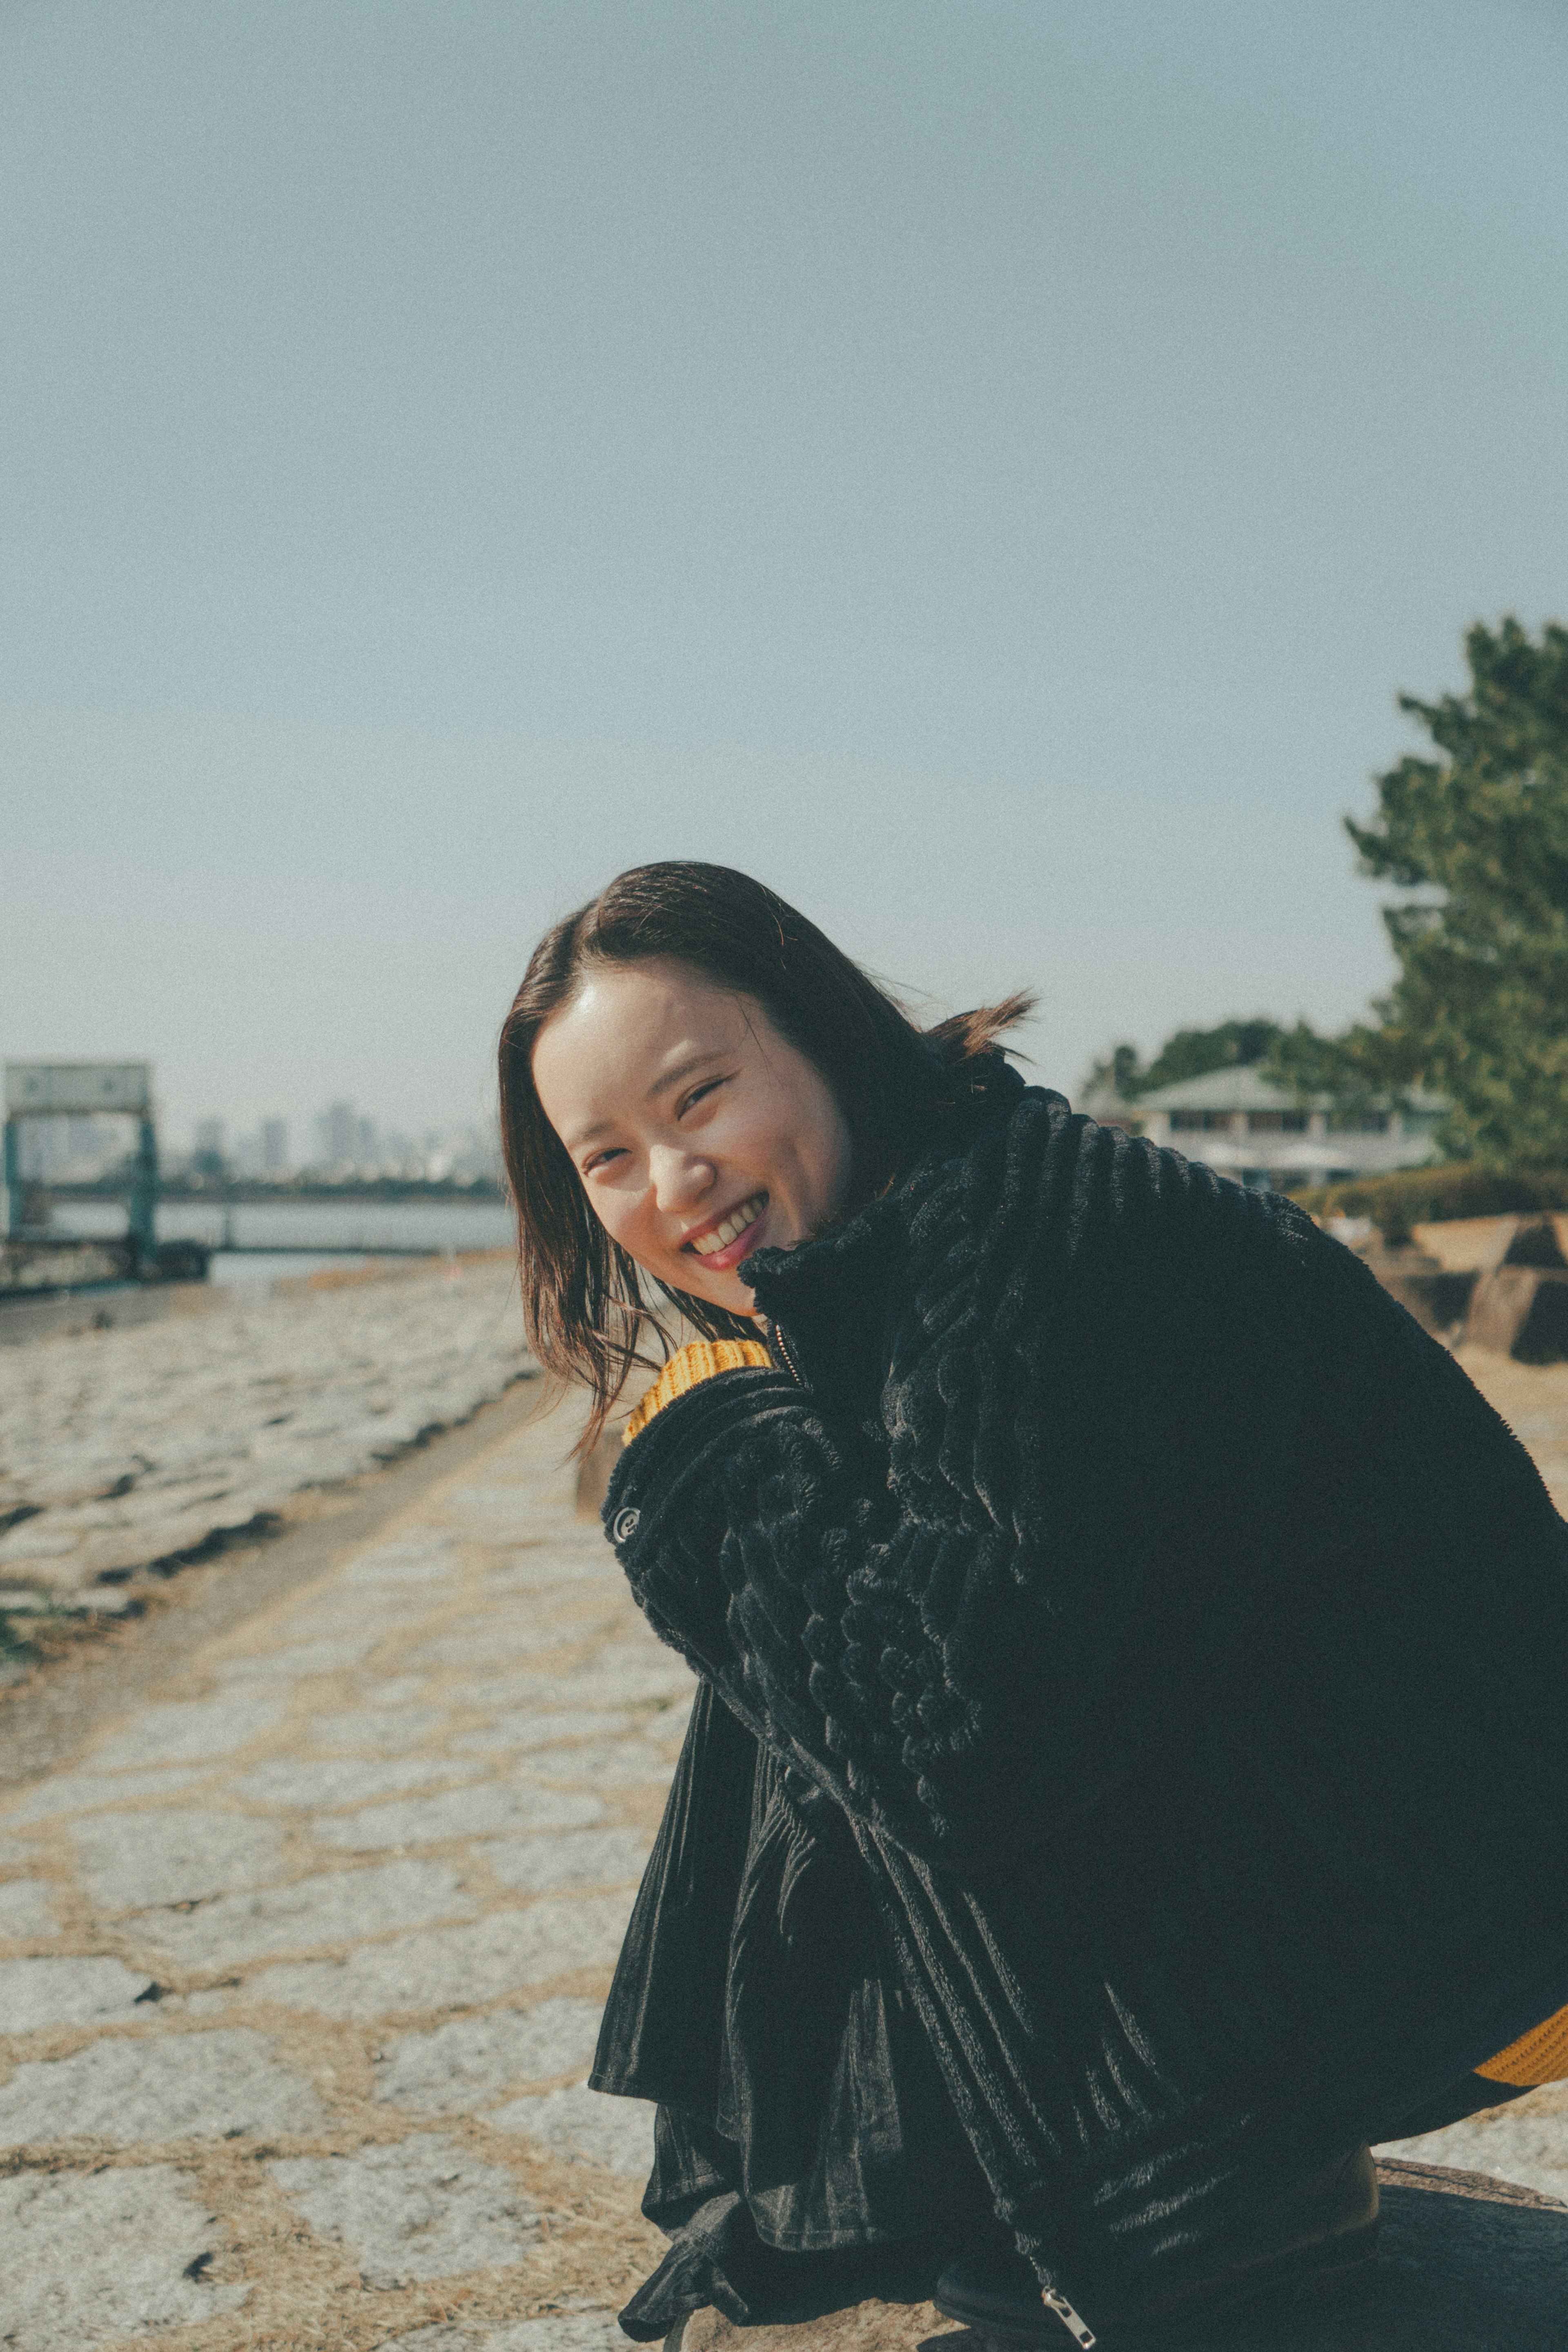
[742,1061,1035,1373]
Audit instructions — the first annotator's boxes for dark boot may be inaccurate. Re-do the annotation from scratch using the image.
[933,2145,1380,2344]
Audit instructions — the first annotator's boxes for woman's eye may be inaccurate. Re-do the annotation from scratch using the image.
[584,1147,625,1174]
[679,1076,728,1117]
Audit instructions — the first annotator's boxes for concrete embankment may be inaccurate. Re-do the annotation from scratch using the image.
[0,1259,531,1625]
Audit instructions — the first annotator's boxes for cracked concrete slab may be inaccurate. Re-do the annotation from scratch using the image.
[0,1955,156,2032]
[282,1595,443,1639]
[0,1879,58,1940]
[256,1892,637,2018]
[70,1806,286,1911]
[309,1705,455,1752]
[133,1855,477,1966]
[377,2319,629,2351]
[463,1658,694,1710]
[0,2164,248,2348]
[225,1752,485,1808]
[482,1557,623,1592]
[457,1708,641,1749]
[310,1779,606,1851]
[0,2025,326,2145]
[1,1763,204,1823]
[373,1998,608,2111]
[480,1827,651,1895]
[492,2080,656,2178]
[359,1675,437,1709]
[341,1542,460,1589]
[522,1739,675,1788]
[269,2132,538,2285]
[404,1624,570,1668]
[215,1634,381,1682]
[89,1690,291,1770]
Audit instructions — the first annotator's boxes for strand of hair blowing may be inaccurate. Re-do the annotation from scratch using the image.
[497,861,1034,1447]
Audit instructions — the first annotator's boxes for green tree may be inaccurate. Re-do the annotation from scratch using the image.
[1137,1019,1282,1095]
[1327,617,1568,1168]
[1264,1015,1417,1116]
[1084,1021,1281,1102]
[1082,1041,1146,1100]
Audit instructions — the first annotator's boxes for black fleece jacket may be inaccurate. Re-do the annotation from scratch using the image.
[603,1071,1568,2302]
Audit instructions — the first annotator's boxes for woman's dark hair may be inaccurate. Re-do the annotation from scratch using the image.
[499,861,1033,1446]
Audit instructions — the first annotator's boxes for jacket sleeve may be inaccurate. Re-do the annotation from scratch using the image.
[602,1360,959,1847]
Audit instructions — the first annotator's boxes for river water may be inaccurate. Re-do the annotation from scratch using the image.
[47,1196,515,1286]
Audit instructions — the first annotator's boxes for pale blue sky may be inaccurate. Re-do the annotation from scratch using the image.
[5,1,1567,1143]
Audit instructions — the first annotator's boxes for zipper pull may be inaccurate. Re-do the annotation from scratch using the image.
[1041,2287,1098,2347]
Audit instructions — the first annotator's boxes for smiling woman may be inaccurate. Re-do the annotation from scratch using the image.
[496,862,1568,2348]
[499,861,1027,1443]
[529,957,851,1316]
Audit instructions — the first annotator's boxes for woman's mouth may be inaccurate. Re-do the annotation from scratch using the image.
[686,1191,768,1270]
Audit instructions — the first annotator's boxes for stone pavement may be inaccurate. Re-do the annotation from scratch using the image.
[0,1394,687,2352]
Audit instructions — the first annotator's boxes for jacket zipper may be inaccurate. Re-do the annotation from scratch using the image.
[768,1318,805,1389]
[1041,2288,1098,2347]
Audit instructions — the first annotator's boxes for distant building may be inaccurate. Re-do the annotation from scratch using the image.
[1080,1065,1445,1193]
[261,1118,289,1175]
[185,1118,230,1179]
[316,1101,357,1167]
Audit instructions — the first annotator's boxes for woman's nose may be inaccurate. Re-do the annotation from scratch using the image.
[649,1148,714,1213]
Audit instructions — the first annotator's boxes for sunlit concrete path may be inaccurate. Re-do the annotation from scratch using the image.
[0,1396,685,2352]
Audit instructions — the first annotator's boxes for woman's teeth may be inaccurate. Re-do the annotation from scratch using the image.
[690,1193,767,1257]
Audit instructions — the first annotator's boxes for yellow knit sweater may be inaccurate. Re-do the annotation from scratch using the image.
[621,1342,1568,2091]
[1478,2008,1568,2088]
[623,1337,774,1445]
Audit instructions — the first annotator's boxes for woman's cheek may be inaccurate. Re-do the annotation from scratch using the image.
[595,1193,638,1254]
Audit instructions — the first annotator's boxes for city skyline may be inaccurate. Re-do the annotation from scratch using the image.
[14,1098,501,1185]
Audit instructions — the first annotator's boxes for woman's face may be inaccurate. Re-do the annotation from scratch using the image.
[532,957,852,1316]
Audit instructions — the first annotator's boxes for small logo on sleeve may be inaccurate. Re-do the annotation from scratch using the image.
[610,1507,641,1545]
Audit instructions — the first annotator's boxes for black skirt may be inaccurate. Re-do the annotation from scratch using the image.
[589,1680,996,2339]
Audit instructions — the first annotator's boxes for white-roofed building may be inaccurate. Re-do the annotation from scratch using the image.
[1079,1065,1446,1194]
